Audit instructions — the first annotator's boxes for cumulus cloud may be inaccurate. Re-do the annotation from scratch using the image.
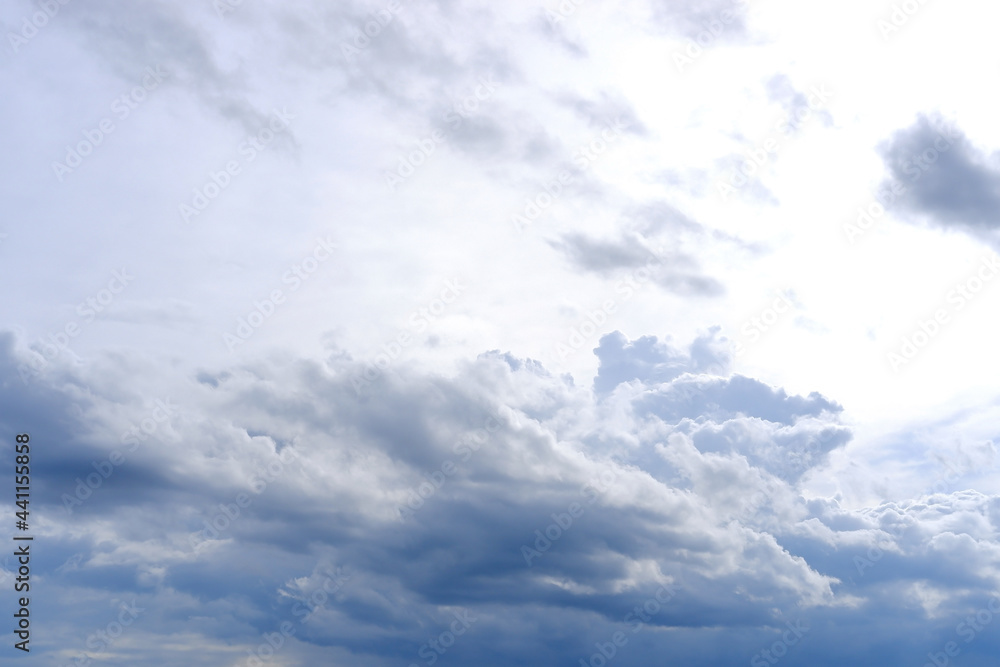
[6,329,1000,664]
[593,329,731,393]
[5,0,1000,664]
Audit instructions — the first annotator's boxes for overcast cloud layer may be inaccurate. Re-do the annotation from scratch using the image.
[3,0,1000,665]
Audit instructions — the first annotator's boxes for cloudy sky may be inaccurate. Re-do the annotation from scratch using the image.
[3,0,1000,664]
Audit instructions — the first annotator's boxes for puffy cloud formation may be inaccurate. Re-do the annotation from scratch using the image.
[879,114,1000,240]
[5,0,1000,664]
[4,330,1000,665]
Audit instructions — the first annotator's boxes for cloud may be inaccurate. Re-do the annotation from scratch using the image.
[593,329,731,394]
[61,0,286,139]
[549,206,729,297]
[552,232,661,274]
[13,329,1000,664]
[559,90,649,137]
[6,2,1000,662]
[765,74,833,130]
[879,114,1000,238]
[648,0,750,40]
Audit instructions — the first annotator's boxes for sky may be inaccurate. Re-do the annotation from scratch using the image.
[2,0,1000,665]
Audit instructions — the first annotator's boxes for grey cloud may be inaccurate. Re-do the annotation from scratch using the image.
[713,148,781,205]
[633,201,704,236]
[433,115,507,155]
[63,0,284,140]
[634,200,759,254]
[0,331,835,660]
[559,90,648,137]
[686,418,852,483]
[277,0,519,113]
[552,232,662,274]
[593,329,731,395]
[7,330,1000,666]
[649,0,750,40]
[765,74,833,131]
[537,14,589,57]
[638,373,843,426]
[195,370,231,387]
[654,272,725,296]
[550,209,727,297]
[879,114,1000,237]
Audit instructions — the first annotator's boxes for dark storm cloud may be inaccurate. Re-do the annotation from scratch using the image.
[0,330,832,663]
[3,329,1000,666]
